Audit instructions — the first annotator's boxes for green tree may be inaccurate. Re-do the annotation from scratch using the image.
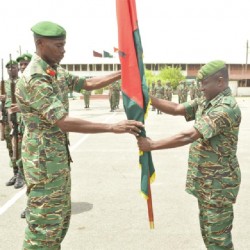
[145,69,157,87]
[158,66,185,89]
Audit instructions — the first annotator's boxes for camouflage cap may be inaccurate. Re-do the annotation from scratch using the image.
[16,53,32,62]
[31,21,66,39]
[197,60,226,81]
[5,60,18,68]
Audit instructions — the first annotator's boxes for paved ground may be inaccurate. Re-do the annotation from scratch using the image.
[0,95,249,250]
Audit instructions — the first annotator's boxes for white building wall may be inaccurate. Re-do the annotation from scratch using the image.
[237,87,250,96]
[229,81,238,96]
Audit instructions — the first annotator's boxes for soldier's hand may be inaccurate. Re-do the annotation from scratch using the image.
[8,104,20,114]
[137,137,153,152]
[111,120,143,136]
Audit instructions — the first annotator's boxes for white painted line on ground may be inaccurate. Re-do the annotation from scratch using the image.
[0,188,26,215]
[0,112,117,215]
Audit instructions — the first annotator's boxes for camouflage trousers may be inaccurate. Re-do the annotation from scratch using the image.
[109,94,116,110]
[4,122,23,173]
[84,95,90,107]
[114,91,120,108]
[4,122,14,166]
[23,171,71,250]
[198,200,234,250]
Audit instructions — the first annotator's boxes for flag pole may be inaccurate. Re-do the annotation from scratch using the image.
[147,176,154,229]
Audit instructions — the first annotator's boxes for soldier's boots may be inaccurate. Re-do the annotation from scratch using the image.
[6,167,18,186]
[5,174,17,186]
[20,209,26,219]
[14,171,24,189]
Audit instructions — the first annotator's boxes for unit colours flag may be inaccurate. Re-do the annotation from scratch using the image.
[103,51,113,58]
[93,50,102,57]
[116,0,155,228]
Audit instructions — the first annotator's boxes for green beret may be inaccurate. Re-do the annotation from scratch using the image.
[31,21,66,39]
[5,60,18,68]
[197,60,226,81]
[16,53,32,62]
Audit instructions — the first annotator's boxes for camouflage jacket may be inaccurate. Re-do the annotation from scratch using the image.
[4,78,19,109]
[155,85,164,98]
[183,87,241,206]
[15,54,85,185]
[5,78,23,127]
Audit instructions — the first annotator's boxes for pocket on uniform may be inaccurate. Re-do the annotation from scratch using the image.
[44,138,69,177]
[22,136,47,185]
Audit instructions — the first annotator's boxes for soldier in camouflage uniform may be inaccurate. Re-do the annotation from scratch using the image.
[15,21,143,250]
[195,80,203,98]
[14,53,32,218]
[3,60,24,189]
[164,81,173,101]
[177,80,188,103]
[82,89,91,108]
[108,82,115,112]
[149,81,156,111]
[17,53,32,74]
[113,81,121,109]
[138,60,241,250]
[155,80,164,114]
[189,80,196,100]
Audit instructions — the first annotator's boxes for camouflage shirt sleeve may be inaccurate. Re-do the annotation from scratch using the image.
[183,99,198,121]
[61,68,86,93]
[194,105,234,140]
[29,76,67,124]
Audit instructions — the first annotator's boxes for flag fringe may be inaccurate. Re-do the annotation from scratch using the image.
[150,171,156,184]
[144,98,151,120]
[140,190,149,200]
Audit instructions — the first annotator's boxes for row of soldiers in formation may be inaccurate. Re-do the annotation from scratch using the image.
[0,53,32,219]
[149,79,202,103]
[77,79,202,114]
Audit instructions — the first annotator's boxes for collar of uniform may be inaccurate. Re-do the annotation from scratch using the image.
[28,53,59,77]
[205,87,231,108]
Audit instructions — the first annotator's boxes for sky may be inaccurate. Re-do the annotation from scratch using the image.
[1,0,250,66]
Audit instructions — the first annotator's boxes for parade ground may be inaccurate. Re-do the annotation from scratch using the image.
[0,95,249,250]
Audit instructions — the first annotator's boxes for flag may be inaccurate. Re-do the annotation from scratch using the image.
[103,50,113,58]
[113,47,126,57]
[116,0,155,228]
[93,50,102,57]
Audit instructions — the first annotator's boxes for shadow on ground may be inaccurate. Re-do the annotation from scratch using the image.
[72,202,93,215]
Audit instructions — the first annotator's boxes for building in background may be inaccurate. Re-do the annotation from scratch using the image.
[60,58,250,96]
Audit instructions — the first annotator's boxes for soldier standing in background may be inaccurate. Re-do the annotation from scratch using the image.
[155,79,164,114]
[15,53,32,218]
[195,80,203,98]
[164,81,173,101]
[16,53,32,73]
[3,60,24,189]
[182,81,188,102]
[0,59,7,142]
[82,89,91,108]
[109,82,116,112]
[113,81,121,109]
[189,80,196,100]
[138,60,241,250]
[149,81,156,111]
[177,80,188,103]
